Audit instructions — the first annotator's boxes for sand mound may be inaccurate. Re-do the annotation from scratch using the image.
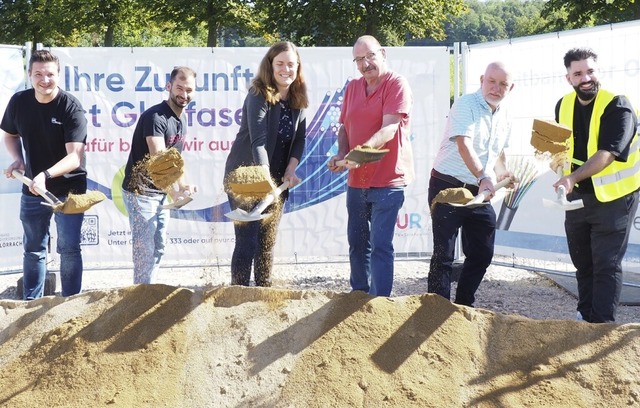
[1,285,639,407]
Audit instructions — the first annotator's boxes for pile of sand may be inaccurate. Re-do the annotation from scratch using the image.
[1,285,638,407]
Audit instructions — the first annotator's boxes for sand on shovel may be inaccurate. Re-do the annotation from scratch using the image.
[430,187,475,212]
[55,191,107,214]
[530,119,572,156]
[225,166,277,197]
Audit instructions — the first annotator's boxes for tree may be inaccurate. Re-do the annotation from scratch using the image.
[415,0,571,46]
[0,0,70,48]
[63,0,152,47]
[542,0,640,28]
[150,0,265,47]
[255,0,467,46]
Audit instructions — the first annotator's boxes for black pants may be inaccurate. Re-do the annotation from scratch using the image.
[428,174,496,306]
[565,190,638,323]
[228,194,283,287]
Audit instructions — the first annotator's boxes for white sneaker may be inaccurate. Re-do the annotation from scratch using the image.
[576,311,584,321]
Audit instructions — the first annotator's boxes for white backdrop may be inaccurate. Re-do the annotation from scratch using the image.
[0,46,450,271]
[3,20,640,272]
[464,20,640,271]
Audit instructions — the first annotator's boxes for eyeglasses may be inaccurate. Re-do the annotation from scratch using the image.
[353,50,381,64]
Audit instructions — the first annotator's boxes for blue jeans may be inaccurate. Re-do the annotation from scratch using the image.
[346,186,405,296]
[428,176,496,306]
[565,190,638,323]
[20,194,84,299]
[123,190,168,284]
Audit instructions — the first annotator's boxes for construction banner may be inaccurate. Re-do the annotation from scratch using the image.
[0,46,450,271]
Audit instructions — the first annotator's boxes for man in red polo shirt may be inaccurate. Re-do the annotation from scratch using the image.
[328,35,414,296]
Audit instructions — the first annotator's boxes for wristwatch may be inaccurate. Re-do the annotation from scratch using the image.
[44,170,52,179]
[477,174,491,184]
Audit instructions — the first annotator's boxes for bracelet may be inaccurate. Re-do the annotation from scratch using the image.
[44,170,52,179]
[477,174,491,184]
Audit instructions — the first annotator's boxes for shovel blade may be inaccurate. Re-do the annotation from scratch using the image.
[160,195,193,210]
[542,197,584,211]
[224,208,271,222]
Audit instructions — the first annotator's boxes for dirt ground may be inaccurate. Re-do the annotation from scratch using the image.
[1,259,639,407]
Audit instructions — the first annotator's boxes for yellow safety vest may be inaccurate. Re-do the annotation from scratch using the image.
[558,90,640,202]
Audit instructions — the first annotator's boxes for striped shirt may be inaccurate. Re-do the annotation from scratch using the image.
[433,89,512,185]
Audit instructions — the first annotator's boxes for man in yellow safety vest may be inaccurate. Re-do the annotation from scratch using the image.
[555,47,640,323]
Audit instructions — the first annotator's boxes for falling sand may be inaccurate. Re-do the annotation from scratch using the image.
[1,285,638,407]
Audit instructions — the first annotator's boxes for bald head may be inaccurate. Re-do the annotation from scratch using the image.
[354,35,381,51]
[352,35,387,83]
[480,61,514,110]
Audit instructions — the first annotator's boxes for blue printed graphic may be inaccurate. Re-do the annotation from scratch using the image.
[89,81,351,223]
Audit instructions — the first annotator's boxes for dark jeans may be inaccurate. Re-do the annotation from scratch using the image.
[428,175,496,306]
[20,194,84,299]
[228,194,283,287]
[565,190,638,323]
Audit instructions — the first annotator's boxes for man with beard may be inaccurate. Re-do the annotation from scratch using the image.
[427,62,515,307]
[122,66,198,284]
[555,47,640,323]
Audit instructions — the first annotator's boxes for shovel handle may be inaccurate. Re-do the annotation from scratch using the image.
[478,176,513,200]
[11,170,62,207]
[334,159,356,167]
[249,181,290,215]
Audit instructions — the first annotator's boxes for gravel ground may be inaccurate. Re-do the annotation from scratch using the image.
[1,256,639,324]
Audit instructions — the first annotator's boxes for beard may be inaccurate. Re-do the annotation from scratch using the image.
[573,80,600,101]
[170,92,189,108]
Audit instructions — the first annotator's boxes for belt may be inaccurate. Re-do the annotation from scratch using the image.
[431,169,479,196]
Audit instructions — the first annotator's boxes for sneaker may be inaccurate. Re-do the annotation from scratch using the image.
[576,311,584,321]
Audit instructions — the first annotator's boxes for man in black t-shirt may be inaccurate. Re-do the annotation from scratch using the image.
[121,67,197,284]
[2,50,88,300]
[554,47,640,323]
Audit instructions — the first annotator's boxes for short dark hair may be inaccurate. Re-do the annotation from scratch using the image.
[28,50,59,73]
[170,66,197,83]
[563,48,598,69]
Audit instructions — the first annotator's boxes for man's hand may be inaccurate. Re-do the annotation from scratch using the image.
[327,155,347,173]
[4,160,25,179]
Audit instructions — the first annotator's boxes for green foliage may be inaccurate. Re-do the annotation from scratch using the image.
[0,0,69,48]
[542,0,640,28]
[255,0,467,46]
[0,0,637,49]
[148,0,263,47]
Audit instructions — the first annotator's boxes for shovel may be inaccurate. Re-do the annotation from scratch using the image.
[159,188,194,210]
[448,177,514,208]
[160,195,193,210]
[12,170,64,209]
[542,168,584,211]
[335,146,390,167]
[12,170,107,214]
[225,181,289,222]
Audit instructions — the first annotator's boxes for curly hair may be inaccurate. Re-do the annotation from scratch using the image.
[563,48,598,69]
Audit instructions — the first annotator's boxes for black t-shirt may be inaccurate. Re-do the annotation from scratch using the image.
[0,88,88,196]
[122,100,187,193]
[555,94,638,192]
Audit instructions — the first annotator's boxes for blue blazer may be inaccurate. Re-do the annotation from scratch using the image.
[224,91,307,178]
